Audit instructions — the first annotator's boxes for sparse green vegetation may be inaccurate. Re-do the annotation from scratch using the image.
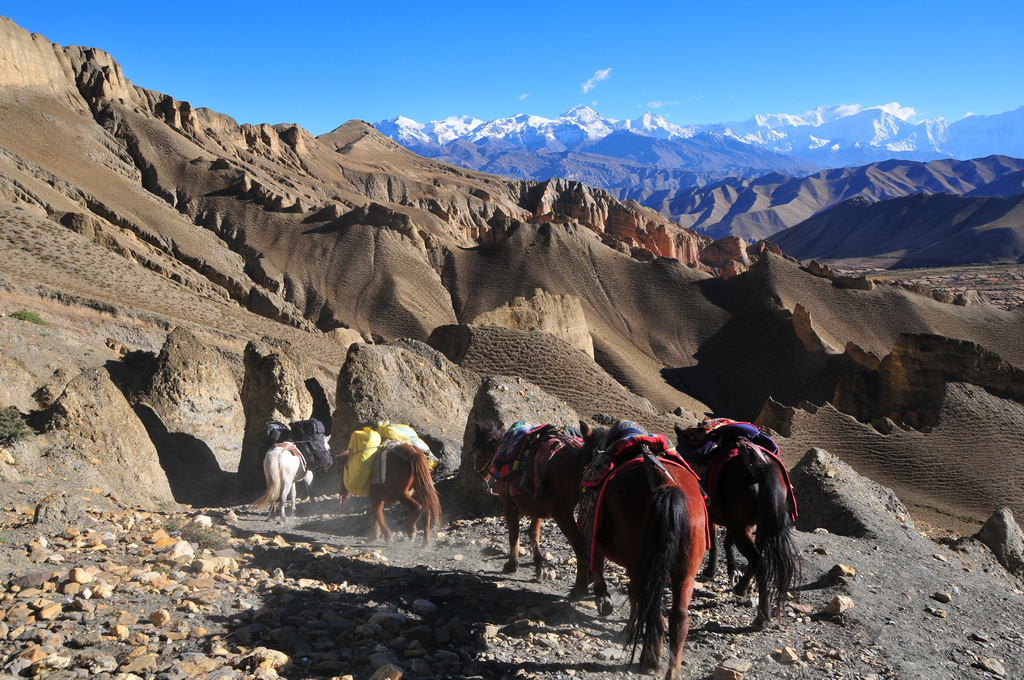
[0,408,32,447]
[163,516,229,551]
[10,310,47,325]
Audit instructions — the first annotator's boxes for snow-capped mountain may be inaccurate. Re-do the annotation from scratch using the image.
[375,103,1024,168]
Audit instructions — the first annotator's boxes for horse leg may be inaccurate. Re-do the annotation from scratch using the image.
[724,531,738,586]
[664,567,698,680]
[700,523,719,581]
[528,517,555,583]
[371,495,392,543]
[730,527,758,597]
[502,498,522,574]
[552,510,590,600]
[397,488,424,544]
[592,554,614,616]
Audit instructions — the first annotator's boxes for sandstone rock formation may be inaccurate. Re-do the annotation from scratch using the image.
[788,447,918,540]
[238,341,315,491]
[133,327,244,473]
[975,508,1024,582]
[472,289,594,358]
[28,367,175,506]
[333,340,480,475]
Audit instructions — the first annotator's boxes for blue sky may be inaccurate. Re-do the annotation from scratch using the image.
[4,1,1023,135]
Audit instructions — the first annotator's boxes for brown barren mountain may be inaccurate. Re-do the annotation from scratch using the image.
[2,14,1024,529]
[3,16,1024,680]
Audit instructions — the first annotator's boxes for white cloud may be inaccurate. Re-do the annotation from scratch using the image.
[581,68,612,93]
[646,101,679,109]
[877,102,917,120]
[518,93,530,101]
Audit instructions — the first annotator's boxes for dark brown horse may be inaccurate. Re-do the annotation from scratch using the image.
[336,441,442,546]
[579,421,707,680]
[675,423,800,629]
[470,422,590,600]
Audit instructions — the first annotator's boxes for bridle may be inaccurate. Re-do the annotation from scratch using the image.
[473,432,503,496]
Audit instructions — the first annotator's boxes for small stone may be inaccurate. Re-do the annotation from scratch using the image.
[975,657,1006,676]
[149,609,172,626]
[932,553,948,562]
[369,663,404,679]
[822,595,854,616]
[827,563,856,583]
[411,598,437,614]
[776,646,799,664]
[931,592,952,604]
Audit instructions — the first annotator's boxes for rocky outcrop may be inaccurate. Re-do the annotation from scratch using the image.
[788,447,919,540]
[428,324,683,437]
[472,289,594,358]
[832,334,1024,429]
[238,341,315,491]
[334,341,480,475]
[975,508,1024,582]
[518,178,712,267]
[451,376,582,510]
[29,367,175,506]
[133,328,243,474]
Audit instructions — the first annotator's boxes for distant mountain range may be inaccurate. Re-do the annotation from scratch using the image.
[376,104,1024,170]
[374,107,1024,265]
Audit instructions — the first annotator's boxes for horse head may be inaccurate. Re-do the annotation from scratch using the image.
[577,420,610,467]
[470,422,504,488]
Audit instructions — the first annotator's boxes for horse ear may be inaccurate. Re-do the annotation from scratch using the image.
[579,420,591,438]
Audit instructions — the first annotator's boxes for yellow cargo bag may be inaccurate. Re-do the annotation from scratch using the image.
[376,422,439,469]
[344,427,381,497]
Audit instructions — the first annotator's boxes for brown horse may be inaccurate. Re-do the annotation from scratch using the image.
[674,423,800,629]
[336,441,442,546]
[579,421,707,680]
[470,422,590,600]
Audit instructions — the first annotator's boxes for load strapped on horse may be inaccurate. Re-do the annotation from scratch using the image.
[342,422,438,498]
[675,417,800,630]
[336,421,441,545]
[253,417,332,523]
[260,418,333,472]
[469,421,590,600]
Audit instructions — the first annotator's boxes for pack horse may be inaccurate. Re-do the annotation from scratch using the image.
[252,418,332,523]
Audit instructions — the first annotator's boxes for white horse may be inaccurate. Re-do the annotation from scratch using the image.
[252,437,329,522]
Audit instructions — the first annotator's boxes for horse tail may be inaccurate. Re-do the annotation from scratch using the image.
[409,450,442,528]
[628,482,690,664]
[754,461,800,618]
[251,449,284,510]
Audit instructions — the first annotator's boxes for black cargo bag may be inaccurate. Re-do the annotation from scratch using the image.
[262,421,293,448]
[290,418,332,471]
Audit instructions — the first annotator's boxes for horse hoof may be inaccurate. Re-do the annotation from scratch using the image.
[502,561,518,574]
[568,585,588,601]
[597,597,613,617]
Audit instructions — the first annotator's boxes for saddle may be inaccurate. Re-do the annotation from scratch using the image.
[578,422,708,570]
[702,437,798,522]
[490,422,582,499]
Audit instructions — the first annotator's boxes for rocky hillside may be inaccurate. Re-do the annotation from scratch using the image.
[1,13,1024,525]
[1,14,1024,680]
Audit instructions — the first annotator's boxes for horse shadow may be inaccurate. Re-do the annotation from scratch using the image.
[204,528,635,678]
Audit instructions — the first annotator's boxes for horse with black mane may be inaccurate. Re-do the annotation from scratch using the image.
[470,422,590,599]
[675,419,800,629]
[578,420,707,680]
[336,440,442,546]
